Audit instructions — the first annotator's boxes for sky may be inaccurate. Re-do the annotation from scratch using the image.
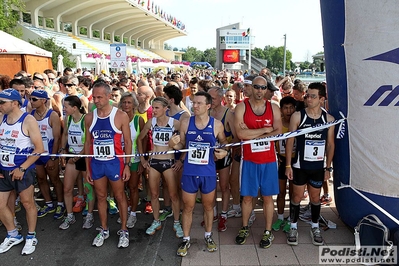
[160,0,323,62]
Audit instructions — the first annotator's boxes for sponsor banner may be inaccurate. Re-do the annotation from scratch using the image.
[345,0,399,196]
[319,246,397,265]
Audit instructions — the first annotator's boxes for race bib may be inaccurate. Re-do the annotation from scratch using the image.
[304,140,325,161]
[93,139,115,161]
[153,127,173,147]
[0,145,16,167]
[250,140,270,153]
[188,141,210,165]
[278,139,296,156]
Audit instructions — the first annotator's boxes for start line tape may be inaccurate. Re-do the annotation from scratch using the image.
[1,113,346,159]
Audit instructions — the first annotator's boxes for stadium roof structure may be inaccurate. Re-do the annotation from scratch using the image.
[22,0,187,50]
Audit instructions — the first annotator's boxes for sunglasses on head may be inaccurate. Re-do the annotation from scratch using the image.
[252,84,268,90]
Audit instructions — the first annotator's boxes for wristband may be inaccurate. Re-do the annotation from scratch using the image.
[286,165,291,168]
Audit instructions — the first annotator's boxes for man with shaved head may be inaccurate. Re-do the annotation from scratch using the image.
[234,76,282,248]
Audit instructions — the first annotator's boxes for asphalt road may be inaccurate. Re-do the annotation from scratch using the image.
[0,198,183,266]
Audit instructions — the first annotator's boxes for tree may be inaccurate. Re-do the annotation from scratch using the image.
[0,0,25,38]
[299,61,311,71]
[182,46,203,62]
[252,47,265,59]
[29,37,75,70]
[202,48,216,67]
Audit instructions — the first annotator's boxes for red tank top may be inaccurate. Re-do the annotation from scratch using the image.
[242,98,276,164]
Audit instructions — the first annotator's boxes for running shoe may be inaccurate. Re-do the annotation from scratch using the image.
[226,206,242,218]
[0,234,24,253]
[92,227,110,247]
[53,205,66,220]
[159,209,173,221]
[21,235,38,255]
[200,215,218,227]
[144,202,153,214]
[173,222,183,238]
[107,197,119,215]
[146,220,162,235]
[235,227,249,245]
[82,201,89,216]
[248,212,256,227]
[287,228,298,246]
[117,230,129,248]
[127,215,137,229]
[204,233,217,252]
[177,239,190,257]
[37,205,56,218]
[272,219,284,231]
[320,195,333,205]
[72,198,86,213]
[282,221,291,233]
[218,216,227,232]
[59,215,76,230]
[82,214,94,229]
[259,230,274,248]
[310,227,324,246]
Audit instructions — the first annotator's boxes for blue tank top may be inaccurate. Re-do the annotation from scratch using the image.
[89,107,123,163]
[293,109,328,170]
[166,109,186,120]
[0,113,34,170]
[183,116,216,176]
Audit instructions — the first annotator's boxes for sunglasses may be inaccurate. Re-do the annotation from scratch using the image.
[0,100,11,105]
[34,86,43,89]
[64,84,75,88]
[252,84,268,90]
[30,97,40,102]
[304,93,318,99]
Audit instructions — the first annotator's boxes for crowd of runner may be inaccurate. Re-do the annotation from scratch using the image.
[0,67,334,256]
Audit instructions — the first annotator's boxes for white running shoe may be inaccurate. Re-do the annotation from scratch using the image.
[0,234,24,253]
[21,235,38,255]
[127,215,137,229]
[92,227,110,247]
[117,230,129,248]
[82,215,94,229]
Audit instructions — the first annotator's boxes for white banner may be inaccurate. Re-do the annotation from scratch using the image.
[345,0,399,196]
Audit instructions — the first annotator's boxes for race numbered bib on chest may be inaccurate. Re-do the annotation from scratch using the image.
[0,145,16,167]
[153,127,173,147]
[93,139,115,161]
[188,141,210,165]
[278,139,296,156]
[304,140,325,161]
[250,140,270,153]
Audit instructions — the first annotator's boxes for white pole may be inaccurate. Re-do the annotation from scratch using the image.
[283,34,287,75]
[248,35,251,72]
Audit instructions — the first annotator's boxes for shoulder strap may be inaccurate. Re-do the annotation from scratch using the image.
[133,115,139,132]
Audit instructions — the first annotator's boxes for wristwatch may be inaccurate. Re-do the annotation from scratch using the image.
[50,157,57,161]
[19,167,26,173]
[325,167,333,172]
[124,162,132,167]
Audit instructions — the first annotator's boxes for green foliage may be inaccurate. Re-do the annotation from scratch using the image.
[93,30,100,38]
[0,0,25,38]
[29,37,75,70]
[46,18,54,29]
[182,46,203,63]
[202,48,216,67]
[299,61,311,70]
[80,27,87,36]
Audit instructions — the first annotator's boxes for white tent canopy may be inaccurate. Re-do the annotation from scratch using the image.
[0,30,52,57]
